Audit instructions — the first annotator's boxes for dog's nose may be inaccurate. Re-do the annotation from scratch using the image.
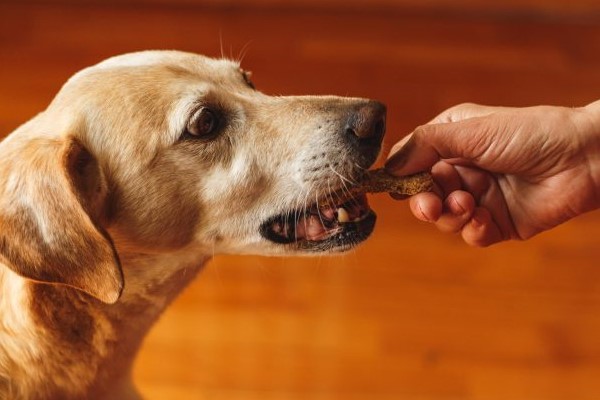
[345,101,386,148]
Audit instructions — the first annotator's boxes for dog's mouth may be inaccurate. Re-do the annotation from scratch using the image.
[259,192,376,252]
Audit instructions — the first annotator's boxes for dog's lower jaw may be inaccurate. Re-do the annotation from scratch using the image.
[0,251,209,400]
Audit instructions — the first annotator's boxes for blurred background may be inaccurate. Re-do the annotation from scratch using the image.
[2,1,600,399]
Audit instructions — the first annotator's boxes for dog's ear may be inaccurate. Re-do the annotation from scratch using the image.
[0,136,123,304]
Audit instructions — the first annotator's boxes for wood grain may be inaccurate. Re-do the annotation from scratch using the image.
[1,2,600,399]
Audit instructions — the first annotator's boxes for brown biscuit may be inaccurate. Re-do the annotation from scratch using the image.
[357,169,433,196]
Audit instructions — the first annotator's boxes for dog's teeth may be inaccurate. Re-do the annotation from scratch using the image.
[337,207,350,223]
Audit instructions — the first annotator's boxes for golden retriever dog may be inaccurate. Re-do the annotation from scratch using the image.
[0,51,385,399]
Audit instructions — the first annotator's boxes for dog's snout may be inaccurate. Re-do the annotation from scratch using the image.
[345,101,386,147]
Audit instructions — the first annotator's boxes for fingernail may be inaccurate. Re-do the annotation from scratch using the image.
[385,150,407,172]
[385,138,414,173]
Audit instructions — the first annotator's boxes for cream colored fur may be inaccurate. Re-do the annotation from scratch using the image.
[0,51,382,399]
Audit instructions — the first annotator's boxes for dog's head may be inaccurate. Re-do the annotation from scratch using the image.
[0,51,385,303]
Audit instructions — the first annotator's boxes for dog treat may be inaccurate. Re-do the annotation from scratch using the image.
[358,168,433,196]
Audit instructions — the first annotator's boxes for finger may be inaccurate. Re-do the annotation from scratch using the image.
[408,192,443,222]
[384,118,494,176]
[387,134,412,160]
[461,207,505,247]
[386,103,511,175]
[433,191,476,233]
[428,103,510,124]
[452,165,492,203]
[431,161,462,197]
[384,129,440,175]
[453,166,515,239]
[386,104,503,161]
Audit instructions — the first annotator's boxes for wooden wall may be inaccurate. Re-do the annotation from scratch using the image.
[1,1,600,399]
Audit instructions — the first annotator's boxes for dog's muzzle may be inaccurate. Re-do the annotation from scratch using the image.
[260,100,386,253]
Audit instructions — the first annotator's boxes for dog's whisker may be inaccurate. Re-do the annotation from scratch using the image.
[326,178,336,206]
[327,178,343,210]
[314,189,329,234]
[237,41,254,64]
[291,186,306,243]
[330,165,362,208]
[353,161,368,171]
[327,177,342,201]
[329,164,358,186]
[219,30,225,60]
[329,165,355,196]
[302,184,314,235]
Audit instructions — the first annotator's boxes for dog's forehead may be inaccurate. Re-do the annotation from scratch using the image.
[71,51,241,86]
[96,51,237,73]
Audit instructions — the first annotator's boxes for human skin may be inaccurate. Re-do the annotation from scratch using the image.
[385,101,600,247]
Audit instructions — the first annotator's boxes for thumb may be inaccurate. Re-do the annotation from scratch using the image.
[385,118,489,176]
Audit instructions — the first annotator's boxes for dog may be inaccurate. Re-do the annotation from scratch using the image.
[0,50,385,399]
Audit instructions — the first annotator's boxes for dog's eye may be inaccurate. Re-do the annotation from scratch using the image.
[185,107,220,139]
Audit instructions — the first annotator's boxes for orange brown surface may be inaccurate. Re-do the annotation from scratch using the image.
[1,1,600,399]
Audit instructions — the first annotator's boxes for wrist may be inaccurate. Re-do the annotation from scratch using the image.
[577,101,600,207]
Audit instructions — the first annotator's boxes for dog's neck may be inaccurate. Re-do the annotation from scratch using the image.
[0,249,208,399]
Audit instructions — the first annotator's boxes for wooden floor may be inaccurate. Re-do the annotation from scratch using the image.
[2,1,600,399]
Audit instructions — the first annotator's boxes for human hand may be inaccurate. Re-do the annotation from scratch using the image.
[385,102,600,246]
